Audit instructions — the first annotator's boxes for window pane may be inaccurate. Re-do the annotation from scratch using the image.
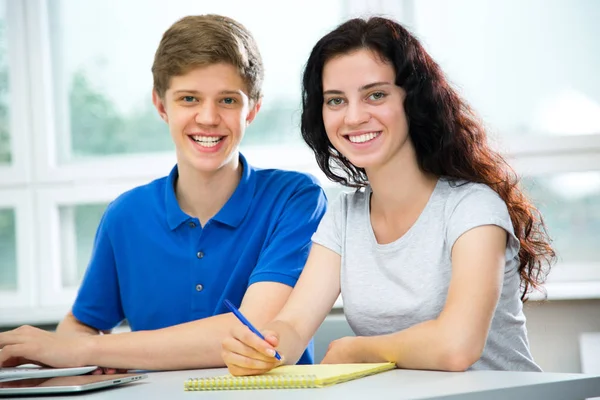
[59,203,107,287]
[523,172,600,264]
[410,0,600,136]
[0,208,16,291]
[0,0,10,165]
[48,0,343,162]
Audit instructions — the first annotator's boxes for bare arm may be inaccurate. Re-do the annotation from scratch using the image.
[56,312,107,336]
[222,244,341,374]
[0,281,293,370]
[327,225,506,371]
[271,244,342,362]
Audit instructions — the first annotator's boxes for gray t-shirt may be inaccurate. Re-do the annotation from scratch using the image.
[312,178,541,371]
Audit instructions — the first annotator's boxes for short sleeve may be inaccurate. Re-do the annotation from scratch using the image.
[311,193,346,255]
[248,182,327,287]
[71,207,125,331]
[446,185,520,263]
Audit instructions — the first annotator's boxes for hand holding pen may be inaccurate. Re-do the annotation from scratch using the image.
[222,299,283,376]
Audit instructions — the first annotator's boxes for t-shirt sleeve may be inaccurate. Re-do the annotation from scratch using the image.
[311,193,346,255]
[71,207,125,331]
[446,185,520,263]
[248,181,327,287]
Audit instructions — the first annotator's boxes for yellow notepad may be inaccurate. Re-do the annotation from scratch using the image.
[184,362,396,391]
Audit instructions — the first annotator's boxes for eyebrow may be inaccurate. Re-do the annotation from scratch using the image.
[172,89,245,96]
[323,81,393,96]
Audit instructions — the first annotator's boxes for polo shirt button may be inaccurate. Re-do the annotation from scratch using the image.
[189,221,196,228]
[196,284,204,292]
[196,251,204,259]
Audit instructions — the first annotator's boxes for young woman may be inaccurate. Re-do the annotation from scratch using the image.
[221,16,555,374]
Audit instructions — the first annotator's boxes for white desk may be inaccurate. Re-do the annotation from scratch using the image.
[17,368,600,400]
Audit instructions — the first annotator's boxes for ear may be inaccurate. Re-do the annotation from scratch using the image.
[245,97,262,126]
[152,89,169,123]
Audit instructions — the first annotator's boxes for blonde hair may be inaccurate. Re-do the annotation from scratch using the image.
[152,14,264,100]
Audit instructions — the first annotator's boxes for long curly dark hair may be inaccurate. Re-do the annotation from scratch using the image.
[300,17,555,300]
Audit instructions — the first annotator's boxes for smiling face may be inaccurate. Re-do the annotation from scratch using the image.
[322,49,411,172]
[152,63,260,174]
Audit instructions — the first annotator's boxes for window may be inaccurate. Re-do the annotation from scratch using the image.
[523,173,600,282]
[4,0,599,327]
[391,0,600,296]
[59,203,108,287]
[0,208,16,291]
[40,0,346,290]
[47,0,344,164]
[408,0,600,138]
[0,0,10,165]
[0,0,351,325]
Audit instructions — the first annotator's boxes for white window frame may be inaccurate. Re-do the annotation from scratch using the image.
[35,181,148,308]
[0,0,30,186]
[0,190,35,312]
[510,135,600,299]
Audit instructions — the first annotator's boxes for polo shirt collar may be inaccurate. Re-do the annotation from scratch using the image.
[211,153,256,228]
[165,165,190,231]
[164,153,256,230]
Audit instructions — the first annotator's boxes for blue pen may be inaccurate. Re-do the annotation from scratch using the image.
[224,299,282,361]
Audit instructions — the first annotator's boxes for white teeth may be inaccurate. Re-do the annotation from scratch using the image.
[348,132,380,143]
[192,135,222,147]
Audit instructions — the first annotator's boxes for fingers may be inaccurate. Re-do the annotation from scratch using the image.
[222,350,280,376]
[262,330,280,348]
[221,326,283,376]
[0,355,34,368]
[320,345,337,364]
[0,325,45,349]
[222,337,274,364]
[320,355,335,364]
[0,344,38,367]
[231,326,279,359]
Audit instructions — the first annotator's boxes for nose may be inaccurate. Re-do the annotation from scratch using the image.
[195,102,220,126]
[343,101,370,127]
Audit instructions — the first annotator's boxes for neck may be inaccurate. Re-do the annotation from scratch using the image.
[366,142,437,218]
[175,155,242,226]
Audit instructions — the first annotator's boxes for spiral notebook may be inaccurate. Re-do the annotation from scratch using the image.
[184,362,396,391]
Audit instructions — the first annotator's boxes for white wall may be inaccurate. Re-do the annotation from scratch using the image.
[525,299,600,373]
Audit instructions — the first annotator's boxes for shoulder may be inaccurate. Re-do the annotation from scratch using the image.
[439,178,514,238]
[254,167,322,192]
[252,167,326,208]
[326,187,368,217]
[249,167,327,223]
[440,178,508,215]
[439,178,520,261]
[103,175,168,224]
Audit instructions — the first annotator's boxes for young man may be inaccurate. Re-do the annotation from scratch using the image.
[0,15,326,371]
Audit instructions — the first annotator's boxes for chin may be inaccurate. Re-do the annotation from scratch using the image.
[187,157,226,173]
[344,155,380,171]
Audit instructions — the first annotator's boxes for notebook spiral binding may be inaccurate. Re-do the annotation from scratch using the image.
[184,374,319,391]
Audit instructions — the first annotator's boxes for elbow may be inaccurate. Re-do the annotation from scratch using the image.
[438,345,482,372]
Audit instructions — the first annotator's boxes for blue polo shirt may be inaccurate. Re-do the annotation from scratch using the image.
[72,153,326,365]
